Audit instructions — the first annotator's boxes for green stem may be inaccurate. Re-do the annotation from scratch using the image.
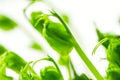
[48,56,64,80]
[73,40,103,80]
[66,64,72,80]
[23,2,33,21]
[70,60,78,77]
[52,11,104,80]
[21,61,41,80]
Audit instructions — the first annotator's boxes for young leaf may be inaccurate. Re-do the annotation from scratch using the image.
[0,45,7,55]
[40,66,62,80]
[95,28,119,49]
[0,15,17,31]
[44,21,73,56]
[30,11,43,27]
[95,28,109,48]
[95,32,120,80]
[30,11,73,56]
[107,38,120,65]
[1,52,26,73]
[30,42,42,50]
[61,14,70,24]
[107,63,120,80]
[0,63,13,80]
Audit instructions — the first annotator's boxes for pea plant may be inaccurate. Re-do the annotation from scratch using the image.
[0,0,119,80]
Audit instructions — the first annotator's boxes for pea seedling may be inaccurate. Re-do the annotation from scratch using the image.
[1,0,119,80]
[93,28,120,80]
[24,1,103,80]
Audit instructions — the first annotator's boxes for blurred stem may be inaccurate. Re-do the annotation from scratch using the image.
[23,1,33,21]
[70,60,78,77]
[48,56,63,78]
[52,11,104,80]
[23,62,41,79]
[66,64,72,80]
[59,55,72,80]
[72,40,104,80]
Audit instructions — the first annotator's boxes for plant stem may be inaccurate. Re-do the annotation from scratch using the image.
[49,56,63,79]
[23,2,33,21]
[52,11,104,80]
[70,60,78,77]
[66,63,72,80]
[73,40,104,80]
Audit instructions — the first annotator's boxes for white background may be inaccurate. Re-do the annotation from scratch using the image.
[0,0,120,80]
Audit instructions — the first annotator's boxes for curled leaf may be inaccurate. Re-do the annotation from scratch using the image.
[44,21,73,55]
[1,52,26,73]
[40,66,62,80]
[30,11,73,56]
[95,28,110,48]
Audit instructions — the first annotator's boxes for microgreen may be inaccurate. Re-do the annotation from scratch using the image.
[1,0,120,80]
[95,27,120,80]
[0,45,63,80]
[22,1,104,78]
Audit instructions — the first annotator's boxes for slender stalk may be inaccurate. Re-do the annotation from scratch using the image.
[48,56,64,80]
[70,60,78,77]
[25,62,41,79]
[66,64,72,80]
[23,2,33,21]
[73,40,104,80]
[52,11,104,80]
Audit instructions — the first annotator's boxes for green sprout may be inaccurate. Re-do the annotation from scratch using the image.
[2,0,120,80]
[94,27,120,80]
[28,9,103,80]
